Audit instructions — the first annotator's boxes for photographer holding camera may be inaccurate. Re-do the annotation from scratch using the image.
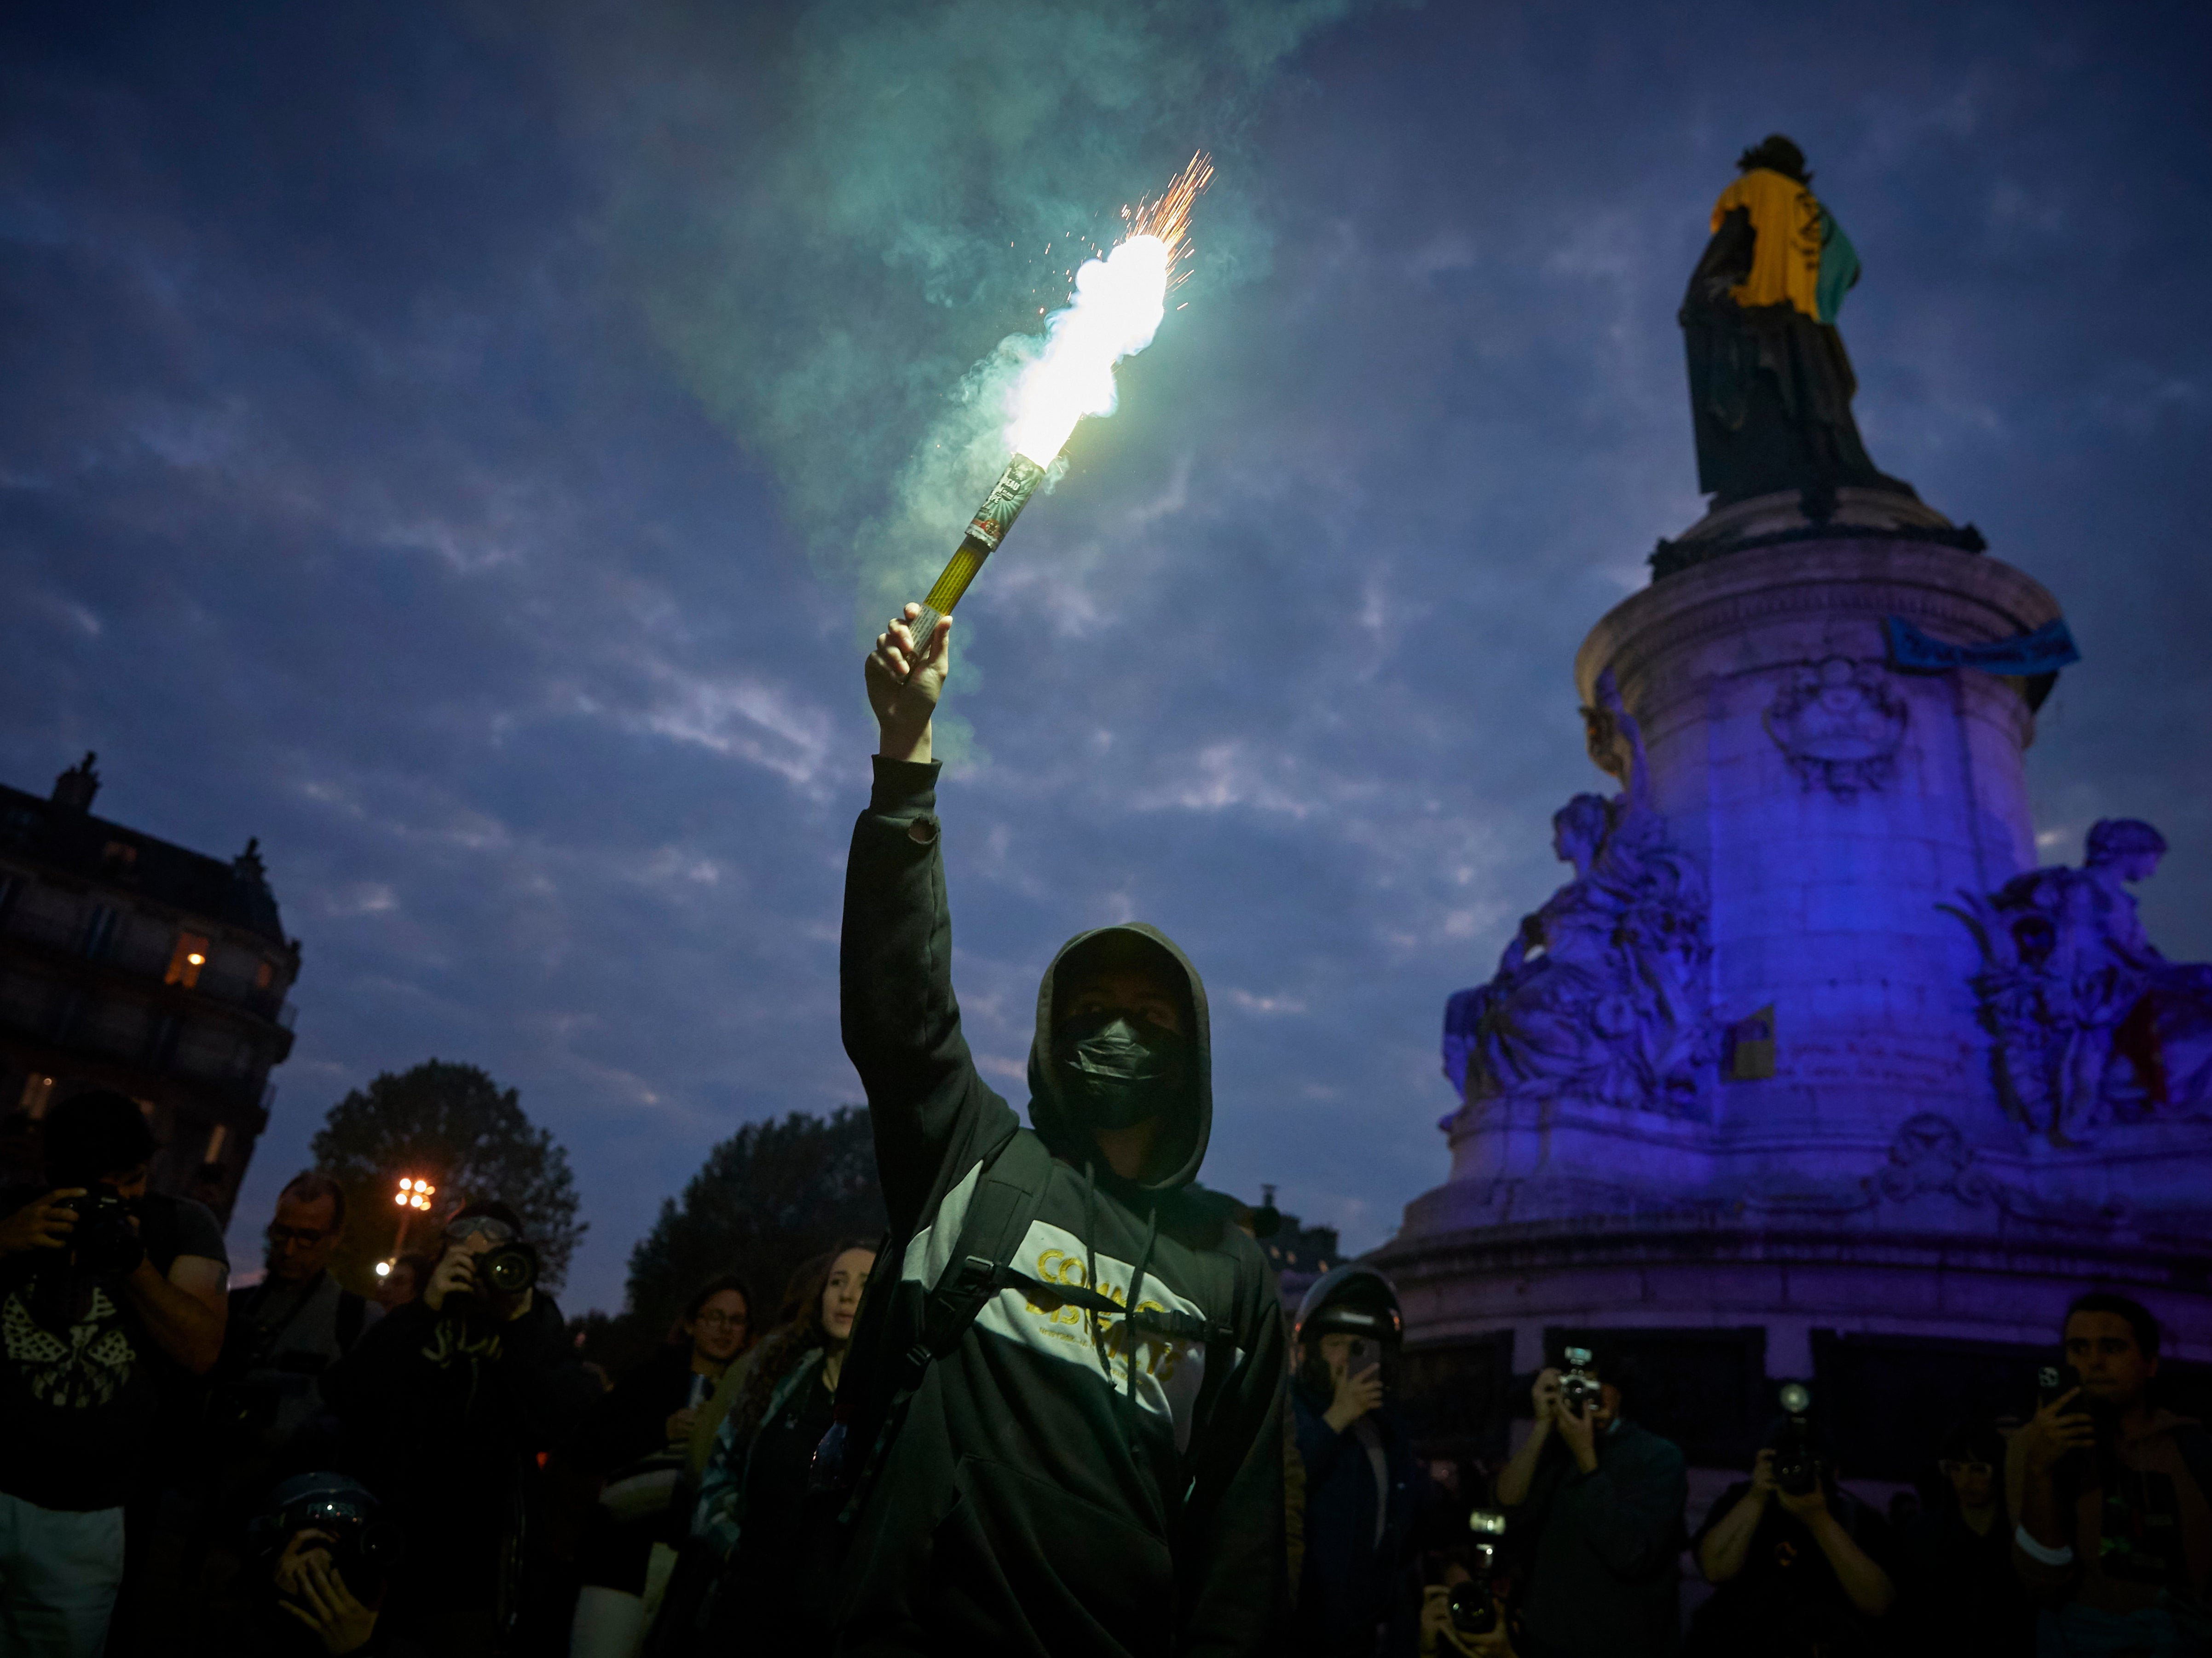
[0,1087,228,1656]
[1493,1344,1686,1658]
[1685,1387,1898,1658]
[320,1200,597,1656]
[236,1472,428,1658]
[1288,1267,1420,1657]
[1417,1544,1519,1658]
[2010,1291,2212,1656]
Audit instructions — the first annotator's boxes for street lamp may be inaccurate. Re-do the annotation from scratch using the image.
[387,1175,436,1267]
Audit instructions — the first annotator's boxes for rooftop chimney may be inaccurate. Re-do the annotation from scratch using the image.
[51,752,100,813]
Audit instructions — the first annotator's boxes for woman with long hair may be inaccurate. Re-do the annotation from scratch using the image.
[692,1240,877,1650]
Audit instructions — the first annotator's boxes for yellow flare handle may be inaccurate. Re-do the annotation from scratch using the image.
[905,539,989,651]
[900,454,1047,672]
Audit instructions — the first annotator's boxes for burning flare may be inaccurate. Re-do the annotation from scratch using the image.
[902,153,1212,655]
[1007,151,1211,466]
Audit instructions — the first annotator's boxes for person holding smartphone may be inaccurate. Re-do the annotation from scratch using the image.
[1289,1267,1421,1656]
[2010,1292,2212,1657]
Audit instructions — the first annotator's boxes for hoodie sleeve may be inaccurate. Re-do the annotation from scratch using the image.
[841,756,1020,1234]
[1174,1250,1290,1655]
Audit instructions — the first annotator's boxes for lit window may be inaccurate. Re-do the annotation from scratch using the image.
[254,961,274,990]
[165,932,211,989]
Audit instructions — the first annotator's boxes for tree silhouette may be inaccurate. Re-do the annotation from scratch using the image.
[309,1059,585,1293]
[590,1106,883,1374]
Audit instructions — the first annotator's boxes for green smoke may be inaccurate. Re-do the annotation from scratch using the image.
[574,0,1386,627]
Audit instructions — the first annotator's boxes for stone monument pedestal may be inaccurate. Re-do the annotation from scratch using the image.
[1377,493,2212,1474]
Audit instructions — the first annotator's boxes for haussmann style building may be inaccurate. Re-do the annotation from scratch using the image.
[0,753,299,1222]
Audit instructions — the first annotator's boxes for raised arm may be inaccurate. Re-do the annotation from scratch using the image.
[124,1249,227,1374]
[1496,1369,1561,1508]
[1698,1457,1775,1583]
[1593,668,1652,817]
[843,606,1017,1232]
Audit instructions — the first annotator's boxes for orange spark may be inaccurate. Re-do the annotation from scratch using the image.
[1120,150,1213,286]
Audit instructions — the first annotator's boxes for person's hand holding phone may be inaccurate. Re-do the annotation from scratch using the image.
[1325,1356,1385,1433]
[2020,1386,2098,1476]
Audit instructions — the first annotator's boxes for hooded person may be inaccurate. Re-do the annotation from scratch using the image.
[829,604,1288,1657]
[1288,1267,1422,1657]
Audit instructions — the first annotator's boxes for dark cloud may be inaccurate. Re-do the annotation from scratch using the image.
[2,0,2205,1310]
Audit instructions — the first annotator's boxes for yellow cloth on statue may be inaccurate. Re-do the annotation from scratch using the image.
[1712,168,1825,319]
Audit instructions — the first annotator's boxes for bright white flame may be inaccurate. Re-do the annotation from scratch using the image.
[375,1261,392,1277]
[1006,234,1173,466]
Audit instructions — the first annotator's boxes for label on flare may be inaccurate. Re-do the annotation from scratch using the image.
[965,455,1047,552]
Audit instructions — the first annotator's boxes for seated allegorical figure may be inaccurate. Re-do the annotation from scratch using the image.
[1948,818,2212,1143]
[1443,673,1713,1116]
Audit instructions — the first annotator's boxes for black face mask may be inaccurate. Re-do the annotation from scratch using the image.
[1052,1011,1189,1131]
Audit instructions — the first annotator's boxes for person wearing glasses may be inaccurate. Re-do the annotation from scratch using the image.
[567,1274,754,1658]
[321,1200,598,1657]
[219,1173,379,1463]
[1896,1422,2032,1657]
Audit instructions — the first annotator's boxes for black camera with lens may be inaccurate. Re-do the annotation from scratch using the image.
[1772,1381,1819,1496]
[479,1240,537,1297]
[250,1473,407,1606]
[1559,1345,1601,1419]
[445,1240,538,1318]
[1447,1510,1509,1636]
[52,1183,144,1277]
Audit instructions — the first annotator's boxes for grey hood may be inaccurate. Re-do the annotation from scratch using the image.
[1025,922,1212,1193]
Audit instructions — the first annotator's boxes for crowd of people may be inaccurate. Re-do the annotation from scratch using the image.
[1,608,2205,1657]
[1,1102,2201,1657]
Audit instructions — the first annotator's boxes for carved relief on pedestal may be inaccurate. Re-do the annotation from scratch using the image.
[1870,1113,1999,1206]
[1946,818,2212,1146]
[1763,656,1907,799]
[1441,672,1715,1119]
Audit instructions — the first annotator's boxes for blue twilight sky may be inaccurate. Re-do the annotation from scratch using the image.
[3,0,2207,1311]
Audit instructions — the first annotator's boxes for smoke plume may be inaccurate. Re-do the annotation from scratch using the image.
[536,0,1388,658]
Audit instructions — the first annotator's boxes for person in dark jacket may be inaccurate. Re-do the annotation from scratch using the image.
[832,607,1288,1658]
[1495,1345,1686,1658]
[1896,1421,2032,1658]
[320,1200,598,1657]
[1289,1267,1421,1657]
[568,1274,752,1658]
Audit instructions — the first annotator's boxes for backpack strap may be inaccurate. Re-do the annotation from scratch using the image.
[823,1127,1053,1524]
[334,1290,368,1355]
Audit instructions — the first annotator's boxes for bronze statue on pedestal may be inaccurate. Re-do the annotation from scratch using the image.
[1681,134,1917,508]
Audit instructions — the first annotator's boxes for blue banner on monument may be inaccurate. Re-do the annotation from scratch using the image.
[1884,615,2081,677]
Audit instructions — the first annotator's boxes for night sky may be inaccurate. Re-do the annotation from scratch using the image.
[5,1,2207,1312]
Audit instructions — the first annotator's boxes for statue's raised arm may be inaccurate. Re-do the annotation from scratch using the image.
[1586,668,1652,820]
